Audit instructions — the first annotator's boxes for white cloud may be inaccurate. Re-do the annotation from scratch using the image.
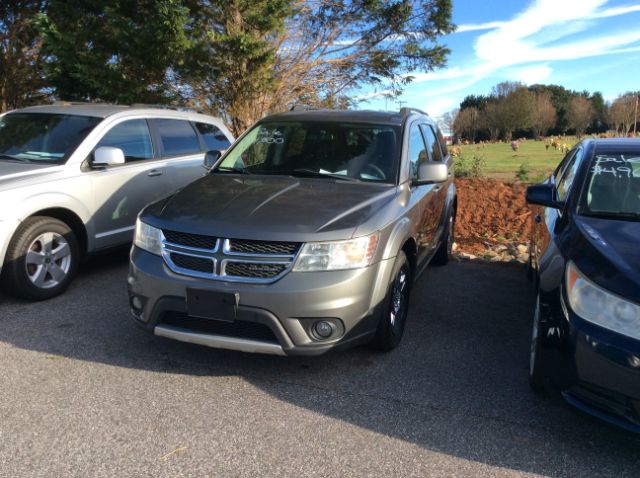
[510,65,553,85]
[456,21,506,33]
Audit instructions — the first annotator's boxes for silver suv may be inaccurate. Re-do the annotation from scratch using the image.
[128,108,456,355]
[0,103,233,300]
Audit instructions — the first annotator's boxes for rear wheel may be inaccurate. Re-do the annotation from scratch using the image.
[2,216,79,301]
[529,291,546,392]
[372,251,412,351]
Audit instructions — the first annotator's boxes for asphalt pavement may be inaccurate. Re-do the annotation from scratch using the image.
[1,251,639,477]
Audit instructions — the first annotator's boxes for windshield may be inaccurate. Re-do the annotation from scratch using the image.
[580,152,640,220]
[0,113,101,164]
[215,121,400,183]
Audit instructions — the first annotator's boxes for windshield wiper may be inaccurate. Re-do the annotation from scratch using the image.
[583,211,640,221]
[214,166,252,175]
[0,153,32,163]
[290,168,359,182]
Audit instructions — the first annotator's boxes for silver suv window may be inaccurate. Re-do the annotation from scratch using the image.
[419,124,443,162]
[96,119,154,162]
[155,119,200,157]
[408,123,427,180]
[195,122,231,151]
[0,113,100,164]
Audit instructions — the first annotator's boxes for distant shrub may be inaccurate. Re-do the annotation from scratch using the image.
[516,161,531,182]
[454,152,486,178]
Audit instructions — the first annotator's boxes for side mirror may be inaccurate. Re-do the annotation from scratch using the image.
[414,162,448,185]
[526,183,564,209]
[203,150,222,170]
[93,146,125,167]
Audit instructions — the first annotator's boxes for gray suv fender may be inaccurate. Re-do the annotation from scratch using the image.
[369,217,413,306]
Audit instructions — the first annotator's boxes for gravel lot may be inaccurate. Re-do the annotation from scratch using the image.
[1,251,639,477]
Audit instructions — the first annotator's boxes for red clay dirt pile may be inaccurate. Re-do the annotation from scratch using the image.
[454,178,532,262]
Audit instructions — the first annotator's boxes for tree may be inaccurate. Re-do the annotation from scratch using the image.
[0,1,48,112]
[609,92,639,136]
[37,0,191,104]
[453,107,480,142]
[440,108,458,136]
[459,94,488,111]
[567,96,593,137]
[531,92,556,139]
[488,82,535,140]
[181,0,455,134]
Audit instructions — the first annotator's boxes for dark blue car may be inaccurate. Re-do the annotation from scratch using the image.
[526,138,640,433]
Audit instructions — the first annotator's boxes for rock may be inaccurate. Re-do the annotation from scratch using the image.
[452,242,458,251]
[517,244,528,254]
[494,244,508,253]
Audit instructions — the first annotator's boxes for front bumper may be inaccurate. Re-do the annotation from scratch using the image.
[127,247,396,355]
[552,306,640,432]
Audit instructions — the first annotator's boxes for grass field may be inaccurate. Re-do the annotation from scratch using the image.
[457,136,579,182]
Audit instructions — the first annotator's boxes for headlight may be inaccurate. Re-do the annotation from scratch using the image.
[293,233,379,272]
[134,219,162,255]
[566,261,640,339]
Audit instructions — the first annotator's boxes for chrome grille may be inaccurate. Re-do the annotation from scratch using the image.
[161,230,300,283]
[224,262,288,279]
[227,239,300,256]
[162,230,217,250]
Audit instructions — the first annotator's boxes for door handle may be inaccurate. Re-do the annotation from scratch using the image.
[148,169,164,177]
[534,214,542,223]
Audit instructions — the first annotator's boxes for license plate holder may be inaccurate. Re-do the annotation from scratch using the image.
[186,289,238,322]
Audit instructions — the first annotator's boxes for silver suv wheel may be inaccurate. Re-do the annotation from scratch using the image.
[25,232,72,288]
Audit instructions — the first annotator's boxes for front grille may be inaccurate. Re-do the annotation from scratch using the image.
[163,230,217,250]
[228,239,300,256]
[161,313,278,343]
[225,262,287,279]
[170,253,214,273]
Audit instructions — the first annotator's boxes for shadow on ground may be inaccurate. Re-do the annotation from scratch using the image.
[1,251,639,476]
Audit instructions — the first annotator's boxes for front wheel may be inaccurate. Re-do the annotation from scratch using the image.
[372,251,412,351]
[2,216,80,301]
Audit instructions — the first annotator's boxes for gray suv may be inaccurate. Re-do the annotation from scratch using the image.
[128,108,456,355]
[0,103,233,300]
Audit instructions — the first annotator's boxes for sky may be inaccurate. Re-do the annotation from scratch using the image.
[360,0,640,121]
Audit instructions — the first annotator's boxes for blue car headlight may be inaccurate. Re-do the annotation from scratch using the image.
[566,261,640,339]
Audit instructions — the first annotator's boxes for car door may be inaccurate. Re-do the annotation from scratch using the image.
[406,122,441,264]
[533,147,584,270]
[419,123,449,240]
[88,118,172,249]
[151,118,211,190]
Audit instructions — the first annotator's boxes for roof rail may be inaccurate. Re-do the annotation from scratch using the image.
[52,100,104,106]
[399,107,429,118]
[129,103,205,114]
[289,104,319,112]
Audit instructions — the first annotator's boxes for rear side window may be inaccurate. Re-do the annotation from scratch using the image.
[155,119,200,156]
[96,119,153,161]
[435,127,448,157]
[195,123,231,151]
[420,125,443,161]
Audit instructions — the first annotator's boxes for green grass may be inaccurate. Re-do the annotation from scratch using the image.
[455,136,579,181]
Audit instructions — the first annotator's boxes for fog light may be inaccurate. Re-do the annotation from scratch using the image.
[314,320,334,339]
[130,296,143,311]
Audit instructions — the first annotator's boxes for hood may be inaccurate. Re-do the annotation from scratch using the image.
[143,174,398,241]
[0,161,62,190]
[573,216,640,301]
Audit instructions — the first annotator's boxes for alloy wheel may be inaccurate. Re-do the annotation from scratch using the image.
[25,232,72,289]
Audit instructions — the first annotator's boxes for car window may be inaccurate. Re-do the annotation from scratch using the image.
[155,119,200,156]
[419,124,443,162]
[408,123,428,180]
[553,149,577,185]
[0,113,100,164]
[435,126,449,158]
[95,119,153,162]
[557,148,584,200]
[195,122,231,152]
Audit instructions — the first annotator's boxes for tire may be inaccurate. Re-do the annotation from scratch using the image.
[2,216,80,301]
[528,291,546,392]
[432,209,455,266]
[372,250,412,352]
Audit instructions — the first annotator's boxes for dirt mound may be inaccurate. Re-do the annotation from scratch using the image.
[454,178,531,256]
